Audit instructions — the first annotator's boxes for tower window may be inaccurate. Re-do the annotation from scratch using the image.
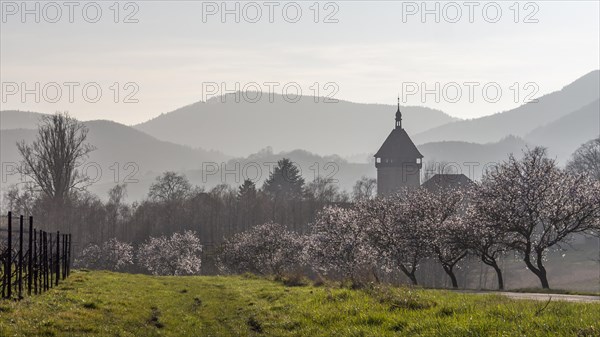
[376,158,381,163]
[417,158,422,164]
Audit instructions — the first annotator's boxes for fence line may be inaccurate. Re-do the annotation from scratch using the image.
[1,211,72,301]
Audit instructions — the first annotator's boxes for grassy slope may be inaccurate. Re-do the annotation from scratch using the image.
[0,271,599,337]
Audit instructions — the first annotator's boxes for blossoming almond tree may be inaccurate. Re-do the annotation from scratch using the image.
[217,222,303,276]
[76,238,134,271]
[305,206,374,283]
[431,214,469,289]
[464,189,512,290]
[478,147,600,288]
[357,195,430,286]
[137,230,203,276]
[411,187,468,289]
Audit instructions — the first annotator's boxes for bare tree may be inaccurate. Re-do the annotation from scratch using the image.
[352,176,376,201]
[106,184,130,240]
[17,112,95,230]
[148,171,192,202]
[566,137,600,181]
[2,183,38,216]
[478,147,600,288]
[306,177,347,204]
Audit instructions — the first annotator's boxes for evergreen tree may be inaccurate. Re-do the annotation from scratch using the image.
[238,179,257,200]
[238,179,258,231]
[262,158,305,227]
[262,158,305,200]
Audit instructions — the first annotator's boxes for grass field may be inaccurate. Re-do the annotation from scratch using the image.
[0,271,599,337]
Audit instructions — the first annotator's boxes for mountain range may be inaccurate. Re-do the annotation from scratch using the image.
[1,70,598,200]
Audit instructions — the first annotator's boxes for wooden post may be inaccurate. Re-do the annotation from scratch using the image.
[41,230,44,291]
[39,230,43,293]
[6,212,12,299]
[67,234,72,276]
[64,234,68,278]
[45,231,49,291]
[62,234,66,280]
[28,216,33,296]
[43,231,48,291]
[49,233,53,288]
[33,228,38,295]
[18,215,23,299]
[64,234,69,279]
[56,231,60,286]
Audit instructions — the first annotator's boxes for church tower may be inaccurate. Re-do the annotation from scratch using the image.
[374,98,423,196]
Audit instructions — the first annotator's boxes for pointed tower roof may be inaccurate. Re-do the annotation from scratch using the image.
[374,98,423,159]
[374,128,423,159]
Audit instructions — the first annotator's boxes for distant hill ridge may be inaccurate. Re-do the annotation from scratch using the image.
[135,93,458,157]
[412,70,599,145]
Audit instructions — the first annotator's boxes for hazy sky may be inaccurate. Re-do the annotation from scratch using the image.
[1,1,599,125]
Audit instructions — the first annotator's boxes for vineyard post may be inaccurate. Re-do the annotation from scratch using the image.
[28,216,33,296]
[67,234,72,276]
[62,234,66,280]
[56,231,60,286]
[43,231,48,291]
[18,215,23,299]
[6,212,12,299]
[34,228,38,295]
[49,233,53,288]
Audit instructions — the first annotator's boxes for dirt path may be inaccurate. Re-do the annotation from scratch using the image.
[459,290,600,303]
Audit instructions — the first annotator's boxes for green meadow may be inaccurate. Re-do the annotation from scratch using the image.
[0,271,598,337]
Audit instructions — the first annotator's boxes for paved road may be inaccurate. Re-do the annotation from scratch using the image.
[458,290,600,303]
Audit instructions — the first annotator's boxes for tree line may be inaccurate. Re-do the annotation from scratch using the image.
[2,113,367,261]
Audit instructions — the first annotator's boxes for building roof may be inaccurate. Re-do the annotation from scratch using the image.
[374,128,423,159]
[421,174,475,191]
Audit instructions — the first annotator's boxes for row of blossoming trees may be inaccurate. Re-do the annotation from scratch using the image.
[218,148,600,289]
[75,231,203,276]
[74,147,599,289]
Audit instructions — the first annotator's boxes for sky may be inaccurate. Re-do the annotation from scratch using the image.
[1,1,599,125]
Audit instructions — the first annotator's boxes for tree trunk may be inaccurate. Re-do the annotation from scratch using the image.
[535,250,550,289]
[407,272,418,286]
[442,265,459,288]
[481,255,504,290]
[523,249,550,289]
[491,263,504,290]
[371,266,380,283]
[399,264,418,286]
